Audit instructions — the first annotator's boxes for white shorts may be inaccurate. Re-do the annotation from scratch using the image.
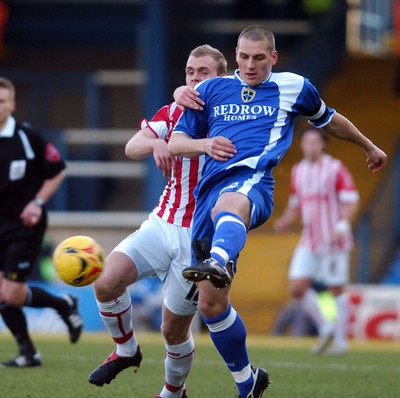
[113,213,197,316]
[288,246,349,286]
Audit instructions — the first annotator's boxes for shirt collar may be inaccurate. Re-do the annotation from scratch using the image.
[0,116,16,138]
[234,69,272,86]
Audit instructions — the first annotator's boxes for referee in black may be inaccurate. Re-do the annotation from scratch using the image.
[0,77,83,367]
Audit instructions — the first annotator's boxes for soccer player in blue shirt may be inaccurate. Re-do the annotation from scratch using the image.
[169,25,387,398]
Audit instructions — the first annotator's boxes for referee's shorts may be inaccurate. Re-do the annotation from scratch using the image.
[0,214,47,283]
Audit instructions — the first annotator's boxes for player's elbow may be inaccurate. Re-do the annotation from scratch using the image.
[125,140,143,160]
[125,142,137,159]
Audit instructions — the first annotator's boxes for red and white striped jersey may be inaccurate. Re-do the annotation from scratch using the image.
[288,154,359,253]
[140,102,204,228]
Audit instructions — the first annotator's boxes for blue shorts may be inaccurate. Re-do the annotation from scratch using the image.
[192,167,274,266]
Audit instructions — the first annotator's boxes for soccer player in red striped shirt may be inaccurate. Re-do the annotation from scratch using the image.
[274,127,359,355]
[88,45,227,398]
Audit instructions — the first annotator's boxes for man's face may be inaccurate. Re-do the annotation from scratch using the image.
[300,131,326,162]
[0,88,15,127]
[235,38,278,87]
[185,55,220,87]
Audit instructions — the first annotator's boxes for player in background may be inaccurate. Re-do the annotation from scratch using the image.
[169,25,387,398]
[87,45,227,398]
[274,127,359,355]
[0,77,83,367]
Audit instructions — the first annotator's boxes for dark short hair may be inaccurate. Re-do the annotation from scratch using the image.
[189,44,228,75]
[237,25,276,53]
[299,127,328,143]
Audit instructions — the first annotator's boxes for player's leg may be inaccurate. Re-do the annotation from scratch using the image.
[288,248,333,353]
[5,225,82,343]
[182,192,250,289]
[324,251,350,355]
[0,273,41,367]
[1,276,83,344]
[89,215,175,386]
[156,223,196,398]
[183,174,272,396]
[156,306,194,398]
[88,250,141,386]
[198,278,269,398]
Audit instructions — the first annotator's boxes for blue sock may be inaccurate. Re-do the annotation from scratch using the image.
[210,212,247,265]
[202,305,254,397]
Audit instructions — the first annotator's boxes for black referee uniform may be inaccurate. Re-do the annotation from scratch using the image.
[0,117,82,367]
[0,120,65,282]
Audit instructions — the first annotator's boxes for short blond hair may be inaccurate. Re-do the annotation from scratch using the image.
[0,77,16,100]
[189,44,228,75]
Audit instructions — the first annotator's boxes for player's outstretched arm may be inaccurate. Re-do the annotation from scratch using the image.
[126,128,175,178]
[169,133,236,161]
[321,113,387,173]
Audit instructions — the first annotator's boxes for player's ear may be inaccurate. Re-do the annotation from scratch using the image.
[10,100,16,113]
[271,51,278,65]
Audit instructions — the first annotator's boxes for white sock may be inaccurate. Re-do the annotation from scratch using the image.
[158,334,195,398]
[301,289,331,335]
[333,292,349,348]
[96,289,138,357]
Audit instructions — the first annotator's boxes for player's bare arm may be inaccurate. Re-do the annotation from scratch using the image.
[126,128,176,178]
[174,86,205,112]
[273,206,300,232]
[19,170,65,227]
[169,133,236,161]
[321,113,387,172]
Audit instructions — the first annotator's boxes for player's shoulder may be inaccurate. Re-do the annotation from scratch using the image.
[16,121,44,140]
[322,154,350,174]
[195,75,235,91]
[270,71,306,84]
[153,101,182,122]
[323,153,341,167]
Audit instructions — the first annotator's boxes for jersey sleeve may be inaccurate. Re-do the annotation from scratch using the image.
[172,82,210,139]
[295,78,336,128]
[336,164,360,203]
[139,104,171,140]
[30,130,66,179]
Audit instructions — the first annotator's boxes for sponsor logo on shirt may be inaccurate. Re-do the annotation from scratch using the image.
[213,103,277,122]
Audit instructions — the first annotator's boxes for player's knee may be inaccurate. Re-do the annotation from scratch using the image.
[93,277,119,301]
[161,320,188,345]
[289,278,311,299]
[289,284,306,300]
[198,297,227,319]
[1,287,25,307]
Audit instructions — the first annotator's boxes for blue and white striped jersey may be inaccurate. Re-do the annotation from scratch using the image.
[172,69,335,188]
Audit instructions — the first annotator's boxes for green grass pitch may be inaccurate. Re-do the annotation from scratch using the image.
[1,332,399,397]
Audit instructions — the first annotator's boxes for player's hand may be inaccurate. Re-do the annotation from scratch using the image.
[174,86,205,112]
[204,136,237,161]
[20,200,42,228]
[153,139,176,178]
[366,145,387,173]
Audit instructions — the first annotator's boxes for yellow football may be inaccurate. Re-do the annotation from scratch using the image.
[53,235,105,287]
